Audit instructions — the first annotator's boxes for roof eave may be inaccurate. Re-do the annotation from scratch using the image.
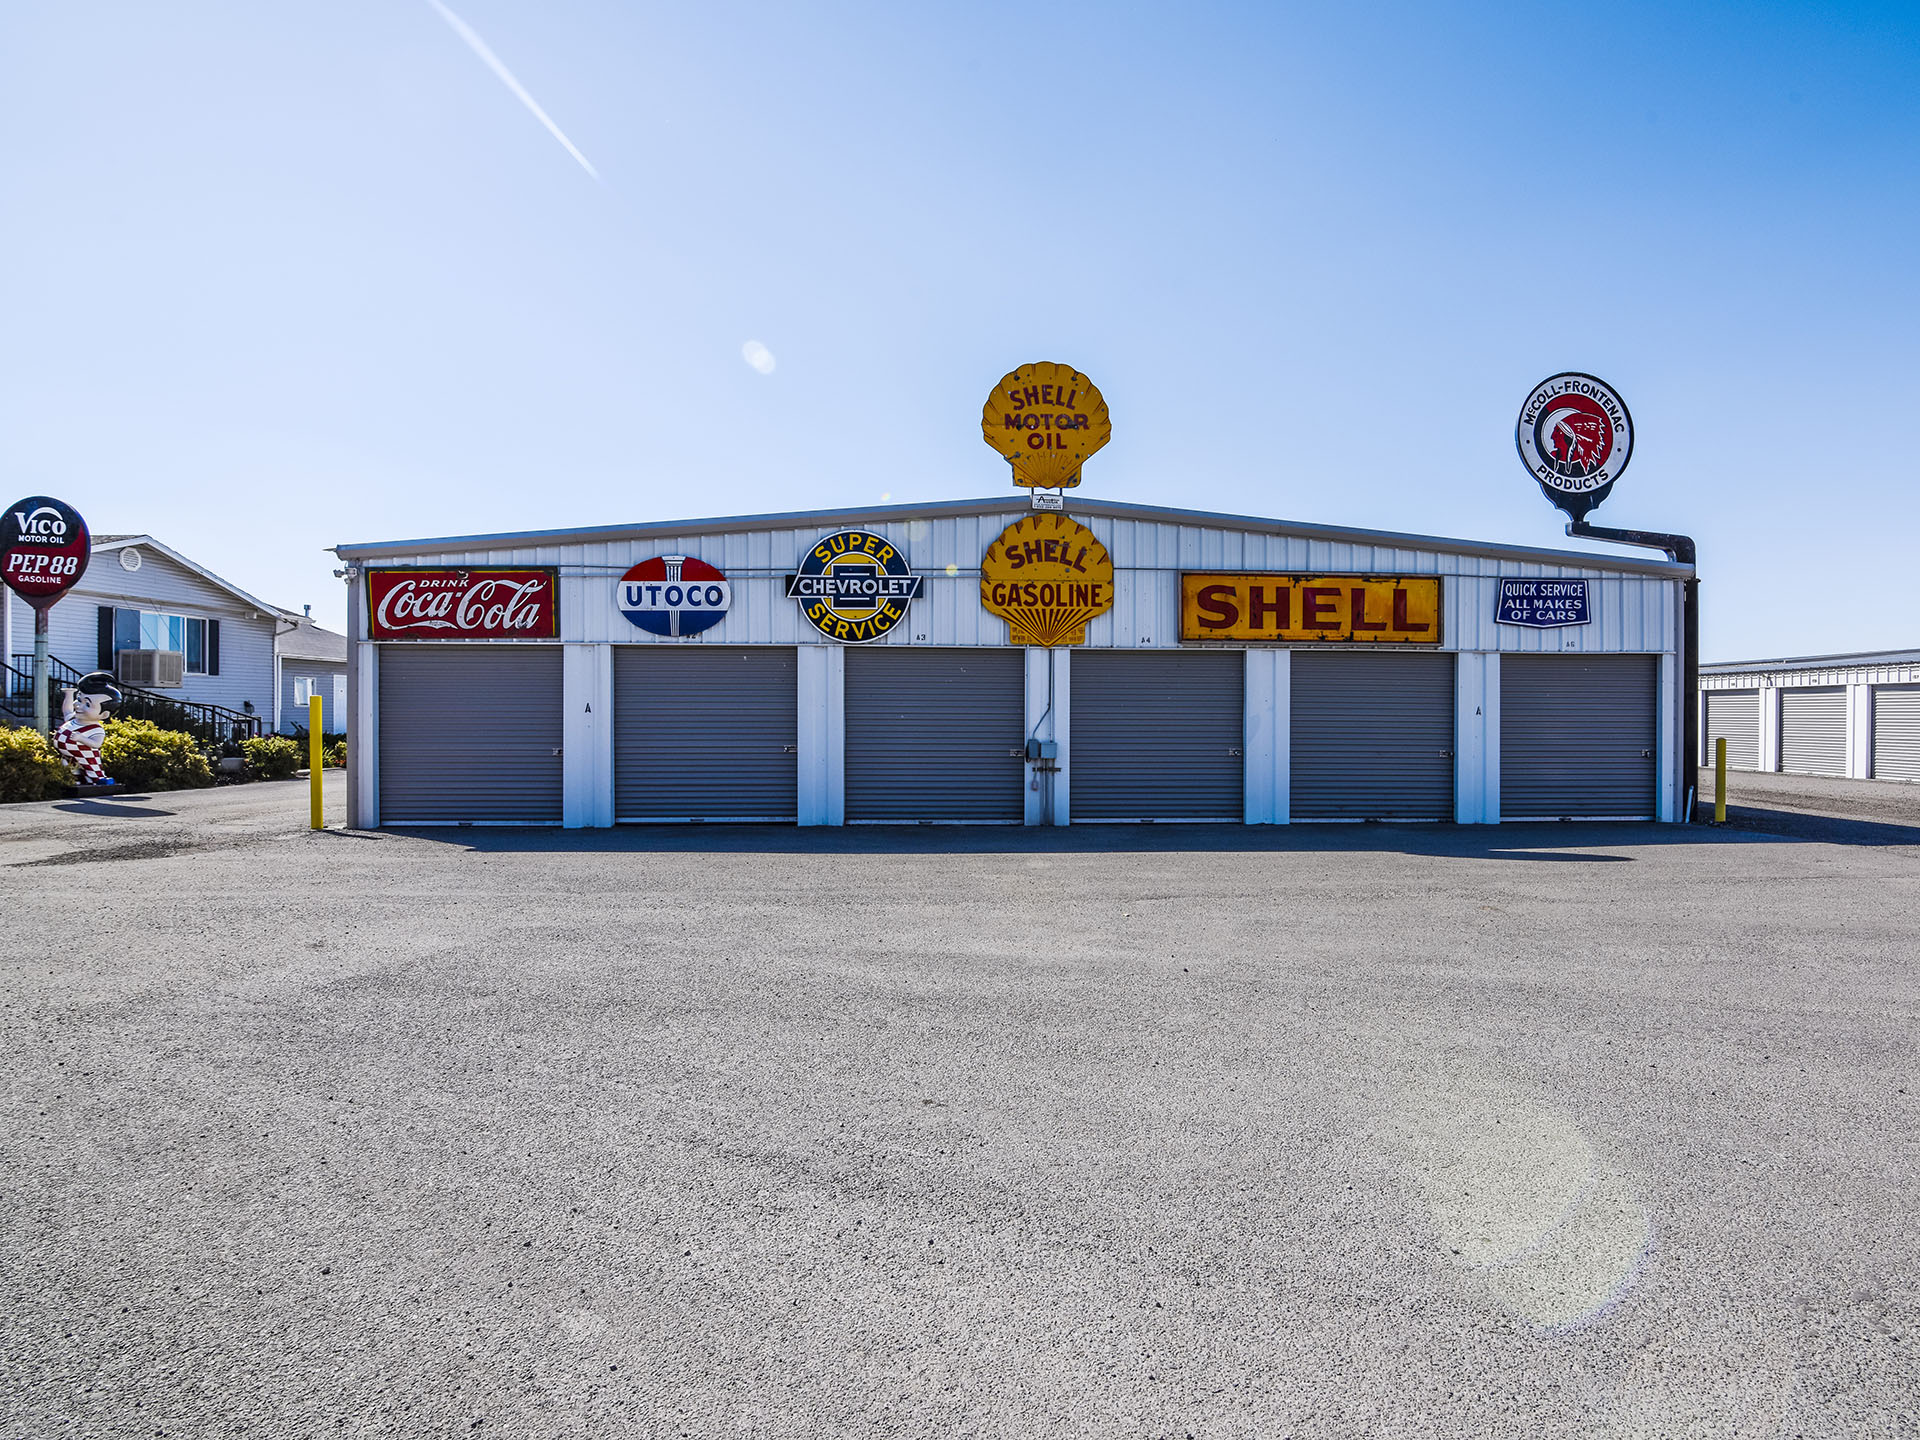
[332,496,1693,578]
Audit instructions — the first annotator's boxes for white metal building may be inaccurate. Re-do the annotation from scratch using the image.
[334,498,1693,829]
[1700,649,1920,782]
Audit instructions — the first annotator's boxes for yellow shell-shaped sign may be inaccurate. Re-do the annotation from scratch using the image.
[980,514,1114,647]
[981,362,1111,489]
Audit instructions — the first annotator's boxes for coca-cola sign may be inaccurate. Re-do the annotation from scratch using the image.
[367,568,558,641]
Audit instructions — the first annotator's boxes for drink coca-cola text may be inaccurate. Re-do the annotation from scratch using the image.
[366,569,558,640]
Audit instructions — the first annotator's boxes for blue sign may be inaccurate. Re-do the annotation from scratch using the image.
[1497,578,1591,628]
[618,555,732,637]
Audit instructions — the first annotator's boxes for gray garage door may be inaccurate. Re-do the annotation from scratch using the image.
[1780,688,1846,777]
[1291,651,1454,820]
[1071,650,1243,821]
[614,647,797,821]
[378,644,562,824]
[844,647,1025,822]
[1872,686,1920,782]
[1704,690,1759,770]
[1501,655,1657,819]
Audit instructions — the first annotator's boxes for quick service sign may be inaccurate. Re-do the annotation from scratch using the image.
[1181,574,1442,643]
[979,514,1114,647]
[785,529,923,642]
[618,555,731,637]
[980,362,1112,489]
[1497,578,1591,628]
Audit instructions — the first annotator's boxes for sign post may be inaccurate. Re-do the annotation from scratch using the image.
[1513,376,1699,819]
[1,496,92,736]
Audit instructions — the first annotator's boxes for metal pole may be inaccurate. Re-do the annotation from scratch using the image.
[32,606,49,736]
[1714,737,1727,824]
[309,694,324,830]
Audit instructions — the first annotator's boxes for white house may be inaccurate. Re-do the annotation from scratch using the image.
[3,534,294,732]
[276,609,349,735]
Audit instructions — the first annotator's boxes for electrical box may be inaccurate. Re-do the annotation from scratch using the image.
[1025,738,1058,762]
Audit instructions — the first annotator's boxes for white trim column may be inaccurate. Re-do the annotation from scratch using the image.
[562,643,613,828]
[1023,647,1070,825]
[1847,682,1873,779]
[345,574,378,829]
[797,644,844,826]
[1242,648,1289,823]
[1757,683,1780,772]
[1657,651,1678,822]
[1454,651,1499,824]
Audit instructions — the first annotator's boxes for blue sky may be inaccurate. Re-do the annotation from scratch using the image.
[2,1,1914,656]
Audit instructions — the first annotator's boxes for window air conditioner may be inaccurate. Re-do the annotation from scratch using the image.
[116,649,186,689]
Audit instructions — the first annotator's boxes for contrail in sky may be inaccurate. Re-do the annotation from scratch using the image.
[424,0,600,180]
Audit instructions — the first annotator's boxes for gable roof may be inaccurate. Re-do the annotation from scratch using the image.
[276,616,348,663]
[90,535,299,620]
[333,495,1693,578]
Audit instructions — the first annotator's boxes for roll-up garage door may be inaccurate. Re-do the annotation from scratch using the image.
[1704,690,1759,770]
[613,647,797,821]
[1291,651,1454,820]
[1071,651,1243,821]
[1780,688,1846,777]
[1501,655,1656,819]
[1872,686,1920,782]
[378,645,562,823]
[844,648,1024,822]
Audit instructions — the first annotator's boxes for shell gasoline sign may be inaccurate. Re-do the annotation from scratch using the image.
[981,362,1111,489]
[980,514,1114,647]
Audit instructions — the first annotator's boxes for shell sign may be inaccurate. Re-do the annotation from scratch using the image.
[981,362,1111,489]
[980,514,1114,647]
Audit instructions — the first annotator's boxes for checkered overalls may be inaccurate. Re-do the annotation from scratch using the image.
[52,719,107,785]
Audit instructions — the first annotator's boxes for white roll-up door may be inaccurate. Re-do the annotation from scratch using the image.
[1871,686,1920,782]
[1501,655,1656,819]
[1780,688,1846,777]
[377,645,562,824]
[1071,651,1243,821]
[844,648,1024,822]
[1290,651,1454,820]
[613,647,797,821]
[1704,691,1759,770]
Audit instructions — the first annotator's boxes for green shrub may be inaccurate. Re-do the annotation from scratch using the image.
[325,740,346,769]
[0,726,70,803]
[242,734,302,780]
[102,718,215,791]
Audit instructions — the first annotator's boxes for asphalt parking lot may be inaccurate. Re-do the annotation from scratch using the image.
[2,773,1915,1438]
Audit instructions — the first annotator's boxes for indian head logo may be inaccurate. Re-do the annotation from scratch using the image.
[1515,373,1634,520]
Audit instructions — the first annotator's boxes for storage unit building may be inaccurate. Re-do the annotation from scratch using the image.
[335,498,1691,828]
[1700,649,1920,784]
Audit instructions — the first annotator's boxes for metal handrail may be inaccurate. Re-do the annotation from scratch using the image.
[4,654,262,740]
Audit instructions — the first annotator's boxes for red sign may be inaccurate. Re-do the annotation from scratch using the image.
[367,568,558,640]
[2,496,91,611]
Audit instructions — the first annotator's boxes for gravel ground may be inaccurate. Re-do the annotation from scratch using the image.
[2,774,1915,1438]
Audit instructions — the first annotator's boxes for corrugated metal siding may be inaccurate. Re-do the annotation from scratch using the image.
[1500,655,1656,818]
[1871,686,1920,782]
[1704,690,1759,770]
[1070,650,1243,820]
[844,647,1024,821]
[1779,688,1846,777]
[378,645,562,823]
[374,515,1679,657]
[613,647,797,821]
[1290,651,1454,819]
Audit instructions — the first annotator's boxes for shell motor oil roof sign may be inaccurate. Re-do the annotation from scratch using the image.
[1181,574,1442,644]
[981,362,1111,490]
[980,514,1114,647]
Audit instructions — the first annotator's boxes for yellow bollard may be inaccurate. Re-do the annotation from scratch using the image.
[309,693,324,831]
[1720,737,1735,829]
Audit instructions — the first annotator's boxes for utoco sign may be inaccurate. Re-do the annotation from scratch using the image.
[367,568,559,640]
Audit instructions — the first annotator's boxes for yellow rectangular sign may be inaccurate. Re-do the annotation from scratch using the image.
[1180,573,1443,644]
